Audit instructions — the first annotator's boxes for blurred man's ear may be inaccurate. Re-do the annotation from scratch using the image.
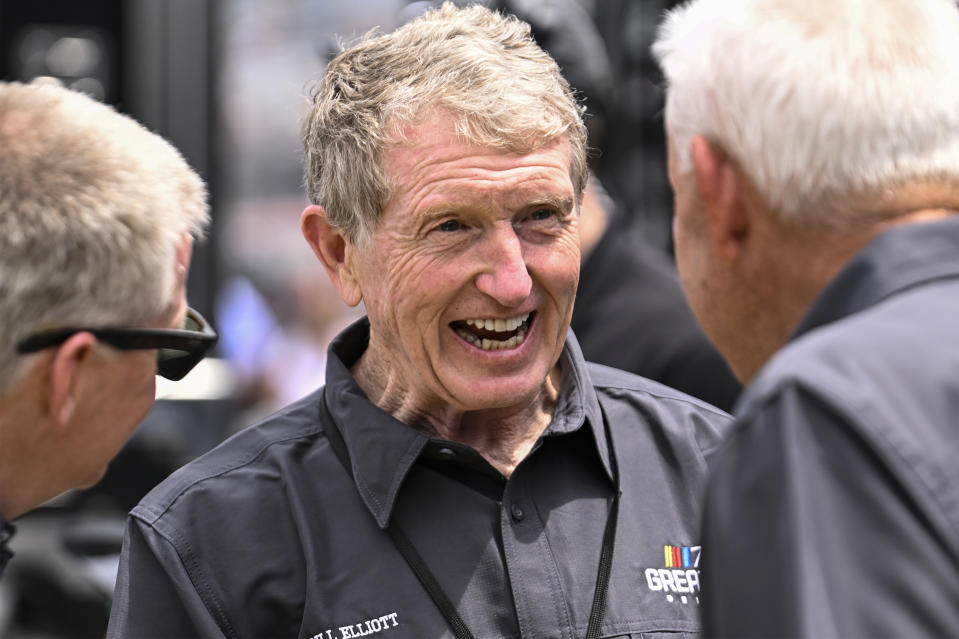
[690,136,750,263]
[48,332,97,426]
[300,205,363,307]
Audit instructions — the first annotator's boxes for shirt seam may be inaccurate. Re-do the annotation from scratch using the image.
[594,381,732,421]
[599,617,700,634]
[139,517,241,639]
[134,427,325,524]
[744,377,959,548]
[527,483,576,639]
[807,380,959,543]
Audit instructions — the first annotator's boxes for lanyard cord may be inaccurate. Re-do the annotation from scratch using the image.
[319,391,620,639]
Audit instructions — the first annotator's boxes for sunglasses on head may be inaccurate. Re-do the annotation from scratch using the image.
[16,307,218,381]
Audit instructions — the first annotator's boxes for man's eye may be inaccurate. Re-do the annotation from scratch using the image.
[437,220,462,232]
[529,208,554,221]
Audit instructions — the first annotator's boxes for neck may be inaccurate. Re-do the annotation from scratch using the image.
[736,207,958,381]
[0,405,37,520]
[420,368,560,477]
[0,366,65,520]
[352,354,560,478]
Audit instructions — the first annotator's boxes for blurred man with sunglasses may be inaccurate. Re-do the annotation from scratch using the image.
[0,81,214,577]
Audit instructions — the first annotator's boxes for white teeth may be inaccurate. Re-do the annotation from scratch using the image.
[455,313,532,350]
[464,312,530,332]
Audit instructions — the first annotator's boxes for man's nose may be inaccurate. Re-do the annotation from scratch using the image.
[474,225,533,307]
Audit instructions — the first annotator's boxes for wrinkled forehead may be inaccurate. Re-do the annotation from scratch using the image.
[386,106,569,162]
[385,122,572,202]
[383,110,573,186]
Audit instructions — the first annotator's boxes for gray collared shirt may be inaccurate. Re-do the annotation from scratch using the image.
[108,322,731,639]
[703,216,959,638]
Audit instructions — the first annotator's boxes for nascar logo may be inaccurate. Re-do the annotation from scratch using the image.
[644,544,701,604]
[663,544,698,569]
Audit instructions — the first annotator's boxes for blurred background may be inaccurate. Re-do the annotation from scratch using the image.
[0,0,681,635]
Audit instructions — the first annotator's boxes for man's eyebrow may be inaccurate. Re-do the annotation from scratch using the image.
[417,204,459,220]
[416,194,576,218]
[528,195,575,213]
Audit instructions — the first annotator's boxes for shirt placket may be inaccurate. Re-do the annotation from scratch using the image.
[500,469,574,639]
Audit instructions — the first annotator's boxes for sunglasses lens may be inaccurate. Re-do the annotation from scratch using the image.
[155,308,216,380]
[182,313,202,332]
[157,347,200,381]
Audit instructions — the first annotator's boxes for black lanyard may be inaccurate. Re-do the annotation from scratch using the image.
[319,391,620,639]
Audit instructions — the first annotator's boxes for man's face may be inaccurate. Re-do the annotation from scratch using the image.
[349,114,580,415]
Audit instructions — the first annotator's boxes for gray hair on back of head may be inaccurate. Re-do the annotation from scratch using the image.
[302,1,588,245]
[0,81,209,393]
[654,0,959,227]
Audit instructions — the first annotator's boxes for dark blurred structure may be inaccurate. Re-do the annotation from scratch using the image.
[590,0,684,248]
[0,0,218,320]
[0,1,123,104]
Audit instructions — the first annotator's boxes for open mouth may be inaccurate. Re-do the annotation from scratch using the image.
[450,312,534,351]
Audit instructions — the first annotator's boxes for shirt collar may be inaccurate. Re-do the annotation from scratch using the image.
[544,329,613,481]
[792,216,959,341]
[322,318,612,528]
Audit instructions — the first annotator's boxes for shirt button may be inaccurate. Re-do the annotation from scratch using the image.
[437,447,456,460]
[510,504,525,522]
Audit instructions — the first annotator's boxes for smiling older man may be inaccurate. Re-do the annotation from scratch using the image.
[108,4,731,638]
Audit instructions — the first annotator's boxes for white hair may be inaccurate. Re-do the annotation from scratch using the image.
[654,0,959,225]
[0,81,209,391]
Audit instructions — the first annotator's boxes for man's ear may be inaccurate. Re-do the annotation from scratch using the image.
[300,205,363,307]
[690,135,749,262]
[48,332,97,427]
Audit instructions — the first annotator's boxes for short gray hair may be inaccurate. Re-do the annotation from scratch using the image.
[654,0,959,227]
[0,81,209,391]
[303,1,588,244]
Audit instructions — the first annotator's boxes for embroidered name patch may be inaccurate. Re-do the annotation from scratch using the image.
[311,612,399,639]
